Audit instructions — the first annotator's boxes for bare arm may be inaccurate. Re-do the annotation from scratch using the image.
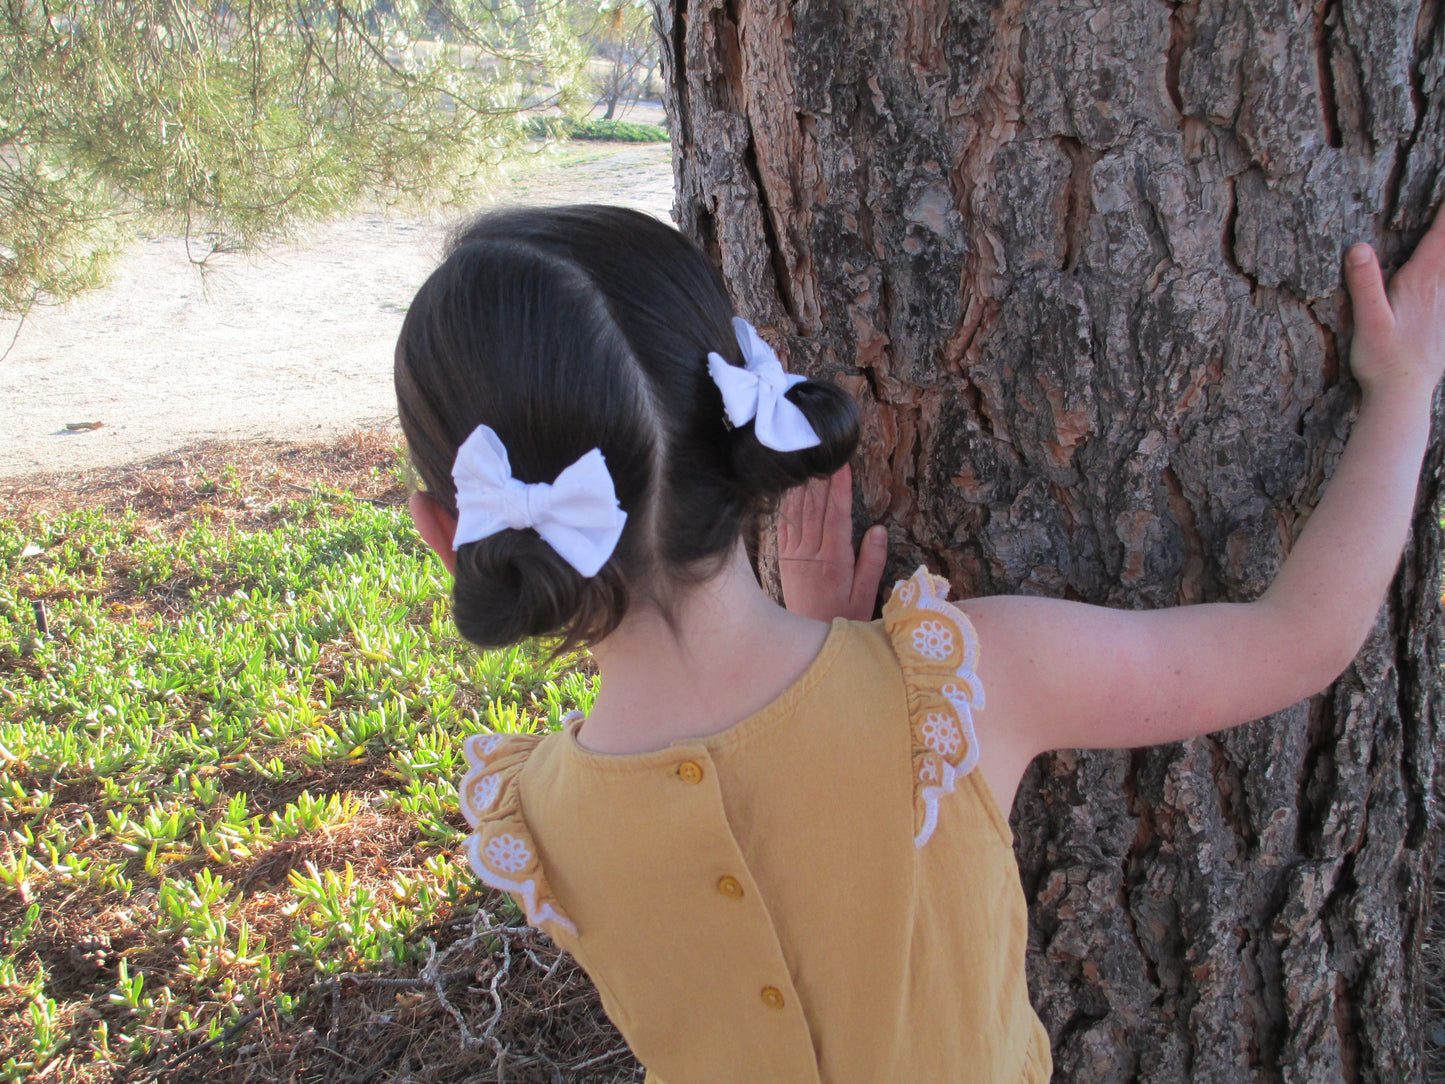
[967,214,1445,810]
[774,213,1445,814]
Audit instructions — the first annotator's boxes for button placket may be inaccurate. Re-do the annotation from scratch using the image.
[665,753,793,1031]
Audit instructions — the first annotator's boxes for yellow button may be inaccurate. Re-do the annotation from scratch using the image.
[717,875,744,899]
[760,986,785,1009]
[677,760,704,785]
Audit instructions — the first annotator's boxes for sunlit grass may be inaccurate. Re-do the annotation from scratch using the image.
[0,443,604,1081]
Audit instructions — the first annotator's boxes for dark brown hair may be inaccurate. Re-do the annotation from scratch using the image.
[394,205,858,649]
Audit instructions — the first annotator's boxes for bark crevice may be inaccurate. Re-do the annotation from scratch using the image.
[1313,0,1344,150]
[1165,0,1191,122]
[739,133,799,325]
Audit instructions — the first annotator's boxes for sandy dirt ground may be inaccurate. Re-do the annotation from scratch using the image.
[0,138,674,482]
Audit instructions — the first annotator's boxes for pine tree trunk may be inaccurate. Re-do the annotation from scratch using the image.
[661,0,1445,1079]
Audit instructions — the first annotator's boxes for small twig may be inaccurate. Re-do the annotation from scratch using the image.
[339,1038,408,1084]
[539,991,612,1015]
[308,1042,368,1071]
[284,481,398,508]
[0,290,37,364]
[144,1008,263,1079]
[481,922,513,1043]
[421,935,475,1045]
[569,1045,633,1071]
[328,976,342,1043]
[335,973,431,991]
[332,970,476,991]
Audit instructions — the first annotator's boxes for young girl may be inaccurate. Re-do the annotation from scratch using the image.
[396,204,1445,1083]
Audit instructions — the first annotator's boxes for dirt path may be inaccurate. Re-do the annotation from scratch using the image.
[0,140,674,481]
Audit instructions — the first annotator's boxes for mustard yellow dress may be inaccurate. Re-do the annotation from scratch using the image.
[457,567,1051,1082]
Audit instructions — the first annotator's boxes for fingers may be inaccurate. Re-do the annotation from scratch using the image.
[1345,244,1395,338]
[848,525,889,619]
[818,464,853,562]
[826,463,852,530]
[778,485,799,554]
[799,474,826,552]
[779,474,832,557]
[1413,201,1445,266]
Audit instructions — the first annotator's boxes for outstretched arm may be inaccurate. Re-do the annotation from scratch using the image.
[967,212,1445,810]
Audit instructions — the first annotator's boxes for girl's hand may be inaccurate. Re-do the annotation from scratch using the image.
[778,464,888,622]
[1346,207,1445,400]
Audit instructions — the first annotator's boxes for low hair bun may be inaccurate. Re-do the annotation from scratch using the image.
[728,378,860,498]
[451,531,628,649]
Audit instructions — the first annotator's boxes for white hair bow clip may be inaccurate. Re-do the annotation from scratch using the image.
[707,317,821,452]
[451,425,627,578]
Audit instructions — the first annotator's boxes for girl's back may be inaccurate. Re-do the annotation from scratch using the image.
[461,572,1045,1081]
[397,202,1445,1081]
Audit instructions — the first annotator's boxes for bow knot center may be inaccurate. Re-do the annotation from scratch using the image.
[498,477,550,532]
[754,361,791,392]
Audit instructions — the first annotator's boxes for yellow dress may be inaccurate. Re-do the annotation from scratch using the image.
[457,567,1051,1083]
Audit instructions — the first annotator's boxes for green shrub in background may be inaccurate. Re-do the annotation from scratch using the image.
[526,116,670,143]
[568,118,670,142]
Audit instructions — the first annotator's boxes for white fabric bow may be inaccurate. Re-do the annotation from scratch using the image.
[451,425,627,578]
[707,317,821,452]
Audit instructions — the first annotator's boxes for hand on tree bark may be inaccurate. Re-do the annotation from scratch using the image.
[777,464,887,623]
[1346,206,1445,401]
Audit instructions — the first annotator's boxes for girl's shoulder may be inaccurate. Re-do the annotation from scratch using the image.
[882,566,982,675]
[458,729,576,935]
[880,566,988,849]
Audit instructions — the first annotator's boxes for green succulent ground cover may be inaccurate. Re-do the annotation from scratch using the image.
[0,437,639,1083]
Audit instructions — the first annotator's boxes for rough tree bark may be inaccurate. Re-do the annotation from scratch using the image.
[659,0,1445,1080]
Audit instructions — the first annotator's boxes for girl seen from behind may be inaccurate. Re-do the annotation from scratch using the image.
[396,203,1445,1083]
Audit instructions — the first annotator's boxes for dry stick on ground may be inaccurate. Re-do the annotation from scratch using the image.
[423,907,526,1058]
[308,907,634,1079]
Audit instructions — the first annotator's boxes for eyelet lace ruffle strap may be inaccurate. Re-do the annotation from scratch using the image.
[882,566,985,849]
[458,731,577,935]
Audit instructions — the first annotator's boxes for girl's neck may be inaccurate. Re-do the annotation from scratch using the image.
[576,543,832,755]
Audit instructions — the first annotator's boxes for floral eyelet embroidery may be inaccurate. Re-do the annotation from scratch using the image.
[911,620,955,661]
[458,732,575,936]
[884,566,985,849]
[921,712,963,757]
[467,772,501,812]
[483,833,531,874]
